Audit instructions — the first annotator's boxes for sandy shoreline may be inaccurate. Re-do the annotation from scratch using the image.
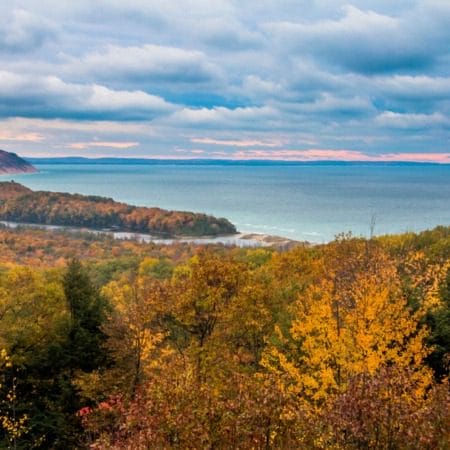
[0,221,305,249]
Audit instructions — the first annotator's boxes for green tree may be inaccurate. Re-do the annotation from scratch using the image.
[426,264,450,378]
[63,259,109,372]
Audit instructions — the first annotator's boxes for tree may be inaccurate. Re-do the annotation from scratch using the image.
[322,366,450,450]
[63,259,109,372]
[0,350,28,449]
[264,239,432,405]
[426,263,450,378]
[41,259,110,448]
[170,250,244,384]
[100,268,166,397]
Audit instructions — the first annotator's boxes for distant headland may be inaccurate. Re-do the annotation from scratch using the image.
[0,181,237,238]
[0,149,37,175]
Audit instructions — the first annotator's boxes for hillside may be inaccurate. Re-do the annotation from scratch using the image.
[0,224,448,448]
[0,149,37,175]
[0,182,237,237]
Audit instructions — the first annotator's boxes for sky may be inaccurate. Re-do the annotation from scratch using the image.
[0,0,450,162]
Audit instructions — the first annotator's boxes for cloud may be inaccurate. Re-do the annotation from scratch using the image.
[167,105,279,129]
[378,152,450,163]
[0,118,153,134]
[375,75,450,101]
[241,75,282,99]
[0,1,450,158]
[194,16,264,51]
[0,131,44,142]
[0,9,56,53]
[375,111,450,129]
[231,149,450,163]
[284,94,374,117]
[266,5,433,74]
[0,71,175,120]
[67,141,139,150]
[69,44,222,86]
[191,137,282,147]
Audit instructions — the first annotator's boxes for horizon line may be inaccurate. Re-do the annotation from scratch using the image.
[23,156,450,165]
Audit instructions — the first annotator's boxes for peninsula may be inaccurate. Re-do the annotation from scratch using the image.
[0,149,37,175]
[0,182,237,237]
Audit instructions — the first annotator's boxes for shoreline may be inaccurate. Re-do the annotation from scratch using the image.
[0,221,303,249]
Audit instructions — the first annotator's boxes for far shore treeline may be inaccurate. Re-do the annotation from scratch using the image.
[0,181,236,237]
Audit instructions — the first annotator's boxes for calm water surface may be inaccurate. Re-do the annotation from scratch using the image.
[2,163,450,242]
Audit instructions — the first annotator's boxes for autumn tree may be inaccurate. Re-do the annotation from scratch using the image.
[0,350,28,449]
[264,239,432,404]
[0,265,74,448]
[99,267,167,397]
[169,250,247,384]
[322,366,450,450]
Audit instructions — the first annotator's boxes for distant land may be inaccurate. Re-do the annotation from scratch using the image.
[25,157,449,166]
[0,181,236,237]
[0,149,37,174]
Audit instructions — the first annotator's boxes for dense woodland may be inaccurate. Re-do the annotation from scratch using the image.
[0,224,449,449]
[0,182,236,237]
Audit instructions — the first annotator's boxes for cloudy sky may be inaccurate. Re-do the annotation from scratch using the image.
[1,0,450,161]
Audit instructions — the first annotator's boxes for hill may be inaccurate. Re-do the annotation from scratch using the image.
[0,224,448,448]
[0,182,237,237]
[0,149,37,174]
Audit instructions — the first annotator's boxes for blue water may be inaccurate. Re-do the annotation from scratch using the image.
[2,162,450,242]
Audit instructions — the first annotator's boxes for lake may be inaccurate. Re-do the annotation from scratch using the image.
[2,161,450,242]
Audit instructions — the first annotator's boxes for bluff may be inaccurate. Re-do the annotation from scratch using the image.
[0,182,237,237]
[0,150,37,175]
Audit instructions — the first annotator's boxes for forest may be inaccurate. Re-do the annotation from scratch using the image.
[0,223,449,449]
[0,182,236,237]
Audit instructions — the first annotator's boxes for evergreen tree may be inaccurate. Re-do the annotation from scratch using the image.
[426,267,450,378]
[63,258,109,372]
[27,259,110,448]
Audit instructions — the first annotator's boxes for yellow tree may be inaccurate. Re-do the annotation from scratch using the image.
[170,250,245,384]
[0,349,28,449]
[264,239,432,405]
[0,266,65,365]
[95,266,167,398]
